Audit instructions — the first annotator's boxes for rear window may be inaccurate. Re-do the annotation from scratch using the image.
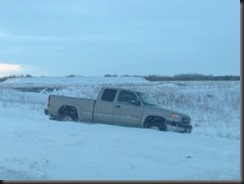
[101,89,117,102]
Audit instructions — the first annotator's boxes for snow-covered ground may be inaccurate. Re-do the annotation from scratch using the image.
[0,76,241,180]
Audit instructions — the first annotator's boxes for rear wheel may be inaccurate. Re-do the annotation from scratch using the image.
[58,106,78,122]
[59,112,75,122]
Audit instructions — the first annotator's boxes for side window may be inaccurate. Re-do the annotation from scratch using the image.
[118,90,139,105]
[101,89,117,102]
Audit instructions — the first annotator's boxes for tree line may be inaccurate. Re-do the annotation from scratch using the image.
[0,73,240,82]
[103,73,240,81]
[0,74,32,82]
[143,73,240,81]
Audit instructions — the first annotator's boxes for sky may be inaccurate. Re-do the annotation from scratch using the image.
[0,0,240,77]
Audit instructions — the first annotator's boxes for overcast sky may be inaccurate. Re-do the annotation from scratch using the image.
[0,0,240,77]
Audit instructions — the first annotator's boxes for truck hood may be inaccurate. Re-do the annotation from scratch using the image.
[144,105,191,118]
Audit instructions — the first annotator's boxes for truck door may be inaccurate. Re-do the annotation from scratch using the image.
[94,88,117,124]
[113,90,144,127]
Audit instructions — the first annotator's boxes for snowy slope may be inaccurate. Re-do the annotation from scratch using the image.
[0,77,241,180]
[0,107,240,180]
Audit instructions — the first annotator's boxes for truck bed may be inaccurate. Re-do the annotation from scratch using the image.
[48,95,96,122]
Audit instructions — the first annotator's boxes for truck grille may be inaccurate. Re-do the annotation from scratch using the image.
[182,117,190,124]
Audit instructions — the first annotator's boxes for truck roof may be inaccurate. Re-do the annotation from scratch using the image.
[101,87,141,93]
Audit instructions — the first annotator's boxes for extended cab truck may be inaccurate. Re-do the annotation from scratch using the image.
[44,87,192,133]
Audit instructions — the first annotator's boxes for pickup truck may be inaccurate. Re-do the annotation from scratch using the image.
[44,87,192,133]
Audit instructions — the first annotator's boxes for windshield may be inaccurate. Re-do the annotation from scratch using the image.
[137,92,158,106]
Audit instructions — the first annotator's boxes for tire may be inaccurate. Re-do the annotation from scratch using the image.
[59,113,75,122]
[148,118,167,131]
[148,123,161,131]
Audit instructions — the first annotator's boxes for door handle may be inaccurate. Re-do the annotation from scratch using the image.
[116,105,120,108]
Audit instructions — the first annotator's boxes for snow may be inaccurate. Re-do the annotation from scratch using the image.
[1,76,149,88]
[0,77,241,180]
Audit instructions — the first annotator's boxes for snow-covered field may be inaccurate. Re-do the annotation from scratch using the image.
[0,76,241,180]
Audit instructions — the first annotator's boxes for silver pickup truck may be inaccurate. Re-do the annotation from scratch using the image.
[44,87,192,133]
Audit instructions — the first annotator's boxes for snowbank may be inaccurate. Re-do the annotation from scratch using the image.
[0,108,240,180]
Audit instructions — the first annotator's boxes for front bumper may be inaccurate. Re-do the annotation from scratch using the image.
[166,120,193,133]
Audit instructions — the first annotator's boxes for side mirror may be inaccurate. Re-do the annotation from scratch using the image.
[130,99,141,106]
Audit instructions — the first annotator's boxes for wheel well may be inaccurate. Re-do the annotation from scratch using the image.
[143,116,165,128]
[58,106,78,119]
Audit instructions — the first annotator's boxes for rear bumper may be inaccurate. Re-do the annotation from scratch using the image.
[44,109,57,120]
[44,109,49,115]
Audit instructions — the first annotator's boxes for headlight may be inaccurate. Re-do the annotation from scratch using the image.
[170,113,181,122]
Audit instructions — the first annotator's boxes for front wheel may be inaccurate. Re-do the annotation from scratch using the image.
[148,123,161,131]
[148,118,167,131]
